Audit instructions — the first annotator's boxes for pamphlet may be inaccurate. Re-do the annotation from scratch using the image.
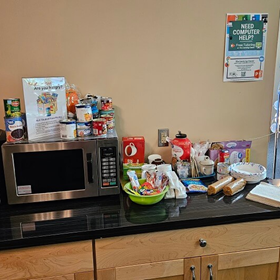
[22,77,67,140]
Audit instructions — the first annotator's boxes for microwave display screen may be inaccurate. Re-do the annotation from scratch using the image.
[14,150,85,195]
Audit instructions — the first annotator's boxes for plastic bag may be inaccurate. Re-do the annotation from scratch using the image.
[181,179,208,193]
[66,83,81,118]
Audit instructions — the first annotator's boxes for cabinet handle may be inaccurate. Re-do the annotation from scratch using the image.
[208,264,213,280]
[199,238,207,247]
[190,265,196,280]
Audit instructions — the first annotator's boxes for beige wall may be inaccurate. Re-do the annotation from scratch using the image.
[0,0,279,166]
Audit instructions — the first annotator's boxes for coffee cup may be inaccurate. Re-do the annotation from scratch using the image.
[199,158,214,176]
[125,143,137,157]
[151,158,165,166]
[148,154,162,164]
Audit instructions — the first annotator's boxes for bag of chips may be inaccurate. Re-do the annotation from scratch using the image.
[181,179,208,193]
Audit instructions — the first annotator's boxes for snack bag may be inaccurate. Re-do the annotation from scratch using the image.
[127,170,140,192]
[181,179,208,193]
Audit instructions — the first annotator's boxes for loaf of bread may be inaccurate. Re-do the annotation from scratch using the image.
[223,178,247,196]
[207,176,234,195]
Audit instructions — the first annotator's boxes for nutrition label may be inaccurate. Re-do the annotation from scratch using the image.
[100,147,117,187]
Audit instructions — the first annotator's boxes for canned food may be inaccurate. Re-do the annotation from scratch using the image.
[77,121,92,137]
[92,105,99,119]
[75,104,93,122]
[217,173,229,181]
[4,98,21,117]
[4,116,24,142]
[59,119,77,139]
[218,149,230,164]
[101,97,112,111]
[217,162,230,175]
[92,118,107,136]
[100,109,115,131]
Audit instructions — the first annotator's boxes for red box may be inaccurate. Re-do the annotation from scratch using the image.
[122,136,145,164]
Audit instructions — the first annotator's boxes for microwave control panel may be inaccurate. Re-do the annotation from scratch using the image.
[100,146,118,188]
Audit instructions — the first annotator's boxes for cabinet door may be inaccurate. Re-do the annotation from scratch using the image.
[200,247,280,280]
[97,259,185,280]
[184,257,200,280]
[0,241,93,280]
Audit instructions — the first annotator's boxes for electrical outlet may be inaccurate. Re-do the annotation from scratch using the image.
[158,129,169,147]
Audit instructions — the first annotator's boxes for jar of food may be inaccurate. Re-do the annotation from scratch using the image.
[216,162,230,180]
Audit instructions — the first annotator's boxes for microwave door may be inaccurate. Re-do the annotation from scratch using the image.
[3,140,99,204]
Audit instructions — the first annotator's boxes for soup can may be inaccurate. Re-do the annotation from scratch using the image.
[75,104,93,122]
[92,118,107,136]
[4,98,21,117]
[218,149,230,164]
[101,97,113,111]
[4,116,24,142]
[217,162,230,175]
[217,173,229,181]
[100,109,115,131]
[59,119,77,139]
[77,121,92,137]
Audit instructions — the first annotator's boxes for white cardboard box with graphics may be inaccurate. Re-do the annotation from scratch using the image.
[22,77,67,140]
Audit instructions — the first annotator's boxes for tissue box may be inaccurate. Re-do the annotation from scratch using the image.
[207,140,251,165]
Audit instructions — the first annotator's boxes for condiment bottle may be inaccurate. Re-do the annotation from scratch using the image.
[171,131,192,161]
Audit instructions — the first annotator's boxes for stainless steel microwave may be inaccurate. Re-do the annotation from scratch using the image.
[1,131,120,205]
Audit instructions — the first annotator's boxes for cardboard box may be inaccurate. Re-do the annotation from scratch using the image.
[122,136,145,180]
[207,140,251,165]
[122,163,144,180]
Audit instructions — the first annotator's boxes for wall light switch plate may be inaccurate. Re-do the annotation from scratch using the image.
[158,129,169,147]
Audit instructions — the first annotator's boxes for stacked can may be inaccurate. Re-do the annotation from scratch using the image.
[217,162,230,180]
[92,118,107,136]
[80,96,99,119]
[100,96,115,133]
[59,119,77,139]
[3,98,25,142]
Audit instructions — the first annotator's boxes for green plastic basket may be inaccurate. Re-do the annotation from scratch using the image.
[123,179,169,205]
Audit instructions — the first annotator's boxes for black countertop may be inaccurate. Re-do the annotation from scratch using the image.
[1,177,280,251]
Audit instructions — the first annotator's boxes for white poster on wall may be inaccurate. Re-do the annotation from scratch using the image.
[22,77,67,141]
[223,13,268,82]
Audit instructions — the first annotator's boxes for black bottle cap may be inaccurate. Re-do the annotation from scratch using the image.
[175,131,187,138]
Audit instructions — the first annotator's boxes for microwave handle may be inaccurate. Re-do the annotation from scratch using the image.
[86,153,93,183]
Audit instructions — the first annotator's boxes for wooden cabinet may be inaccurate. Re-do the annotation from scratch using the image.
[0,240,94,280]
[185,247,280,280]
[95,219,280,280]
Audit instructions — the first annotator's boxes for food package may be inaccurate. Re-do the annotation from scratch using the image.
[207,176,234,195]
[181,179,208,193]
[207,140,251,166]
[223,178,247,196]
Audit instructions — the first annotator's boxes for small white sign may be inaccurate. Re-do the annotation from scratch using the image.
[17,185,32,195]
